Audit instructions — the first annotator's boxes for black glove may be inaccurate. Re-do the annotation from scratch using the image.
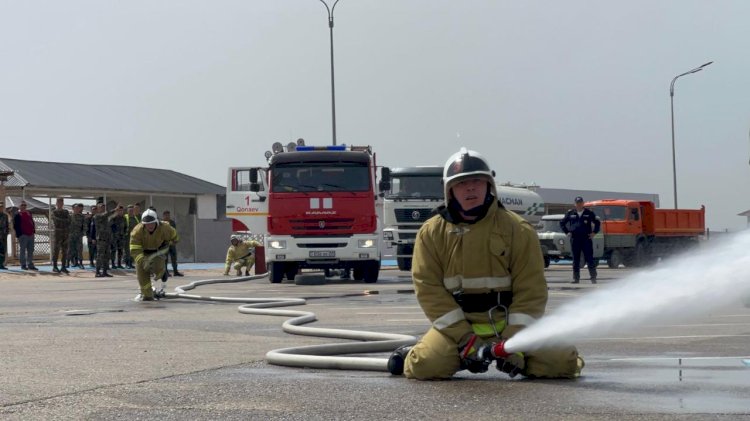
[496,352,525,378]
[458,334,492,374]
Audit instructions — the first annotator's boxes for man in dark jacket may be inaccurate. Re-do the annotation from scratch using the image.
[560,196,600,284]
[13,201,38,270]
[0,202,9,270]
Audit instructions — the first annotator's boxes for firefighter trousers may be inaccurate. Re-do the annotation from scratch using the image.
[136,255,166,299]
[403,327,582,380]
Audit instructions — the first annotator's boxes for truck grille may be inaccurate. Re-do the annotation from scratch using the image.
[399,232,417,240]
[289,218,354,231]
[394,208,434,223]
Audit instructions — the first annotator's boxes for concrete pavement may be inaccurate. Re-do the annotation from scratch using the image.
[1,264,748,419]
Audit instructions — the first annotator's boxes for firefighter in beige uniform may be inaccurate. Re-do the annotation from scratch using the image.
[129,209,178,301]
[388,148,582,379]
[224,235,262,276]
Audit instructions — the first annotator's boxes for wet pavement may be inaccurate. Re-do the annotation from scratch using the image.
[0,264,748,419]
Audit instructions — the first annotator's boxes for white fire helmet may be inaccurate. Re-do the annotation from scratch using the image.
[231,235,241,242]
[141,209,158,225]
[442,147,497,204]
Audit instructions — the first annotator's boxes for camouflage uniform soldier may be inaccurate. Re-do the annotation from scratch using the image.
[123,204,140,269]
[109,205,127,269]
[51,198,71,274]
[92,202,115,277]
[68,203,86,269]
[0,202,8,270]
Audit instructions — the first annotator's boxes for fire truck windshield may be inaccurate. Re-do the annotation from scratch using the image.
[271,162,370,193]
[386,174,443,199]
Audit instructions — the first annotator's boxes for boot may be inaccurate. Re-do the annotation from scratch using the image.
[103,270,113,278]
[236,269,242,276]
[95,270,104,278]
[52,264,60,273]
[173,270,183,277]
[387,345,412,375]
[245,270,250,276]
[61,266,70,274]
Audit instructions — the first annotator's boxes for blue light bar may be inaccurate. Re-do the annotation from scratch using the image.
[296,145,346,151]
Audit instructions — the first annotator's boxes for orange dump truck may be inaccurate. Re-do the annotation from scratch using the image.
[585,199,705,268]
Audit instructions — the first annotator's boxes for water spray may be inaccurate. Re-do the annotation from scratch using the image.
[503,230,750,354]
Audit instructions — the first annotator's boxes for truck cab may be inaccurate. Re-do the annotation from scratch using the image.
[379,166,443,271]
[227,141,381,284]
[226,167,269,234]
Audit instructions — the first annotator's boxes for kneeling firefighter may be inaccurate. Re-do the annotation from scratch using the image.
[388,148,583,379]
[224,235,262,276]
[129,209,178,301]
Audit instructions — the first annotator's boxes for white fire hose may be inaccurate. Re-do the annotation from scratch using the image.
[165,273,417,372]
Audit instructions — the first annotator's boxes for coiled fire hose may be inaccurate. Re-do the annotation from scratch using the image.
[165,273,417,371]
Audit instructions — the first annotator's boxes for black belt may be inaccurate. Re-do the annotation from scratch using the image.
[453,291,513,313]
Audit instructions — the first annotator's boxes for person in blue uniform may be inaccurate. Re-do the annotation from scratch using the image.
[560,196,600,284]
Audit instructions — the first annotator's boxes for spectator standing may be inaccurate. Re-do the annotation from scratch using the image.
[91,202,115,277]
[51,197,71,274]
[161,210,183,277]
[13,201,38,270]
[559,196,600,284]
[0,202,8,270]
[123,204,139,269]
[68,203,86,269]
[85,205,97,268]
[109,205,127,269]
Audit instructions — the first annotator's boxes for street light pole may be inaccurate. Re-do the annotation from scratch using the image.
[318,0,341,146]
[669,61,712,209]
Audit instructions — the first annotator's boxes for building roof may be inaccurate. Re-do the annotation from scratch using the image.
[0,158,224,196]
[3,196,50,211]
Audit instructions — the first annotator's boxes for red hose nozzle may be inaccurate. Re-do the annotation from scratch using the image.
[490,340,511,359]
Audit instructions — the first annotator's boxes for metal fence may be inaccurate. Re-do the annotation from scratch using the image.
[10,214,51,262]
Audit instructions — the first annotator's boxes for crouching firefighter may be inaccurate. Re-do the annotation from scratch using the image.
[129,209,178,302]
[224,235,262,276]
[387,148,584,379]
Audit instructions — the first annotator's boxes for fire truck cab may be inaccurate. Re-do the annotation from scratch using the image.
[226,140,381,283]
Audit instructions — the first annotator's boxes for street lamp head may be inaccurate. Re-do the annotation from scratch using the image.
[700,61,714,68]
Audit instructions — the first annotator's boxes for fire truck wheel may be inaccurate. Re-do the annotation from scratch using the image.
[607,250,623,269]
[269,262,284,283]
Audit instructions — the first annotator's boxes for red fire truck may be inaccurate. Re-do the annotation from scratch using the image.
[226,140,381,283]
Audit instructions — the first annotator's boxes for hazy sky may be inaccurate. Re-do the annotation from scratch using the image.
[1,1,748,230]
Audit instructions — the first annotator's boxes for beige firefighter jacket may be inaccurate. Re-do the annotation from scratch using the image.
[224,240,262,272]
[129,221,178,264]
[412,201,547,344]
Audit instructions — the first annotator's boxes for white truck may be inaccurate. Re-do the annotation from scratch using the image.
[536,214,604,268]
[379,166,546,270]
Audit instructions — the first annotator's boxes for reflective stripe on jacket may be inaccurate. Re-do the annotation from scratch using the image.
[412,201,548,343]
